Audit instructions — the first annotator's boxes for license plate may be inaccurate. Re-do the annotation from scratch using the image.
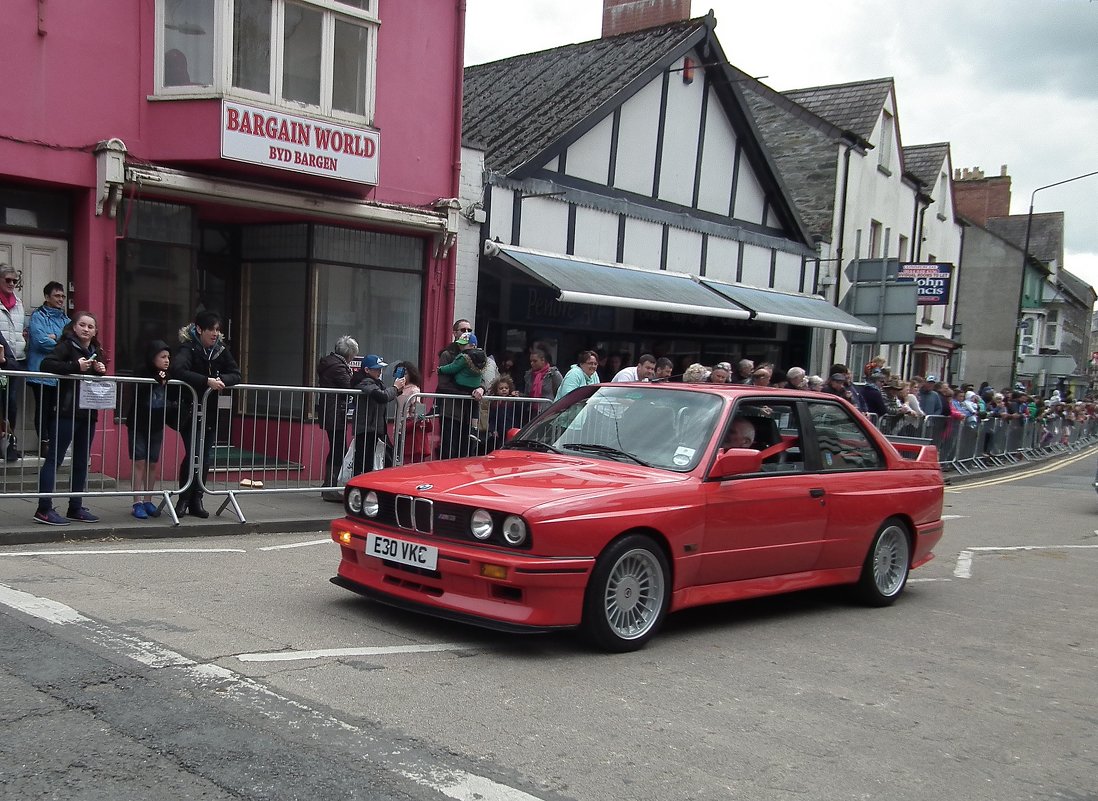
[365,533,438,571]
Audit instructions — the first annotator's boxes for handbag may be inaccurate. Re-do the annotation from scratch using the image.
[373,436,390,471]
[79,379,117,410]
[337,440,356,485]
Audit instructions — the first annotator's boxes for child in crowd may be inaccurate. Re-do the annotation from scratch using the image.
[126,340,172,519]
[437,332,488,389]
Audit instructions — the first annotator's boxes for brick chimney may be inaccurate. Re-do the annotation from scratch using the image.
[952,164,1012,227]
[602,0,691,37]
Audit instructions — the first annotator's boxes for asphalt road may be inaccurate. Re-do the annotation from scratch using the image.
[1,451,1096,801]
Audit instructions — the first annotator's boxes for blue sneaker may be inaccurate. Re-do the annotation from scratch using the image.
[33,509,70,526]
[143,501,161,518]
[66,507,100,523]
[132,503,148,520]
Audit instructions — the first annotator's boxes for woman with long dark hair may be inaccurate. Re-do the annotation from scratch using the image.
[34,311,107,526]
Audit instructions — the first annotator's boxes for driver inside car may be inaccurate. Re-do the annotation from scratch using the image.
[721,417,756,450]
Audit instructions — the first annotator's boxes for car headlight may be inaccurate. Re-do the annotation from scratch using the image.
[501,515,527,546]
[362,491,379,517]
[347,488,362,514]
[470,508,494,539]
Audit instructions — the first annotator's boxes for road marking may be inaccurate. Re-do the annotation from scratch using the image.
[258,538,331,551]
[908,577,951,582]
[0,583,90,624]
[236,643,470,662]
[953,544,1098,578]
[0,583,546,801]
[400,768,547,801]
[0,548,246,557]
[941,515,966,520]
[947,448,1096,491]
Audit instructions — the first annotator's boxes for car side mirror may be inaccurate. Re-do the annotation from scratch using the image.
[505,427,522,442]
[708,447,763,478]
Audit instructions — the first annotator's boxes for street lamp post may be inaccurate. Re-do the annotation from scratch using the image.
[1011,169,1098,387]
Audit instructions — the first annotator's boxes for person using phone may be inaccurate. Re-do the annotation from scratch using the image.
[351,354,405,475]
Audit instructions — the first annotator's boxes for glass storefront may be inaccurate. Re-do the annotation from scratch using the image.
[116,200,425,389]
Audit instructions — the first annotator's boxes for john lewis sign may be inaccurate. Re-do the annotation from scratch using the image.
[221,100,379,185]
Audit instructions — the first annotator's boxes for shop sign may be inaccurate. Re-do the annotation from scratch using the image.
[512,284,616,328]
[221,100,379,185]
[896,262,953,305]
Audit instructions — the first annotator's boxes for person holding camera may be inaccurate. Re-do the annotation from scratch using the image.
[351,354,405,475]
[33,311,107,526]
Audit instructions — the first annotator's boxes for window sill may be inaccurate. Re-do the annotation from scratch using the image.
[877,164,892,177]
[148,90,373,127]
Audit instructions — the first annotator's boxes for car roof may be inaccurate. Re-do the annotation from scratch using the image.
[605,382,831,399]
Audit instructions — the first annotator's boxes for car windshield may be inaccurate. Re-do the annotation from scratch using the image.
[506,385,724,472]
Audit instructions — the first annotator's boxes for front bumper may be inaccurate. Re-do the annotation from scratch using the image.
[330,517,595,630]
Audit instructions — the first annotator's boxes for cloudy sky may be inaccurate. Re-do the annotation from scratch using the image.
[465,0,1098,297]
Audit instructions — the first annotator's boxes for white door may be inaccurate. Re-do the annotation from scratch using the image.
[0,233,69,315]
[0,234,68,452]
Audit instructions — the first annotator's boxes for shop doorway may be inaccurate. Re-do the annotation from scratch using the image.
[0,234,68,454]
[0,233,68,314]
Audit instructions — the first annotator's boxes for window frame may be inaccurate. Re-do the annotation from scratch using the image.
[154,0,379,124]
[803,399,884,473]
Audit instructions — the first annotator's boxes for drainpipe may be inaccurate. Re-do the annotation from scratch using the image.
[906,194,928,377]
[427,0,466,387]
[829,141,854,368]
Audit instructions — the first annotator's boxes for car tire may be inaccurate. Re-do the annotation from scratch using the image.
[581,534,670,652]
[856,518,911,606]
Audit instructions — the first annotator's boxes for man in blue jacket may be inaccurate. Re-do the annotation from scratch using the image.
[915,374,944,417]
[26,281,69,460]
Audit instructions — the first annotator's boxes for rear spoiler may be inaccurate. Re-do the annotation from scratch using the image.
[886,435,939,464]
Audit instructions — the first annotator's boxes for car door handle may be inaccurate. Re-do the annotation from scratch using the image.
[809,488,825,498]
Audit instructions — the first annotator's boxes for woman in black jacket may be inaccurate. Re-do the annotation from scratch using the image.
[316,335,366,501]
[34,311,107,526]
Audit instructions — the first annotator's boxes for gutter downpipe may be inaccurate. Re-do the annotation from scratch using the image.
[905,194,929,377]
[829,140,854,368]
[428,0,466,386]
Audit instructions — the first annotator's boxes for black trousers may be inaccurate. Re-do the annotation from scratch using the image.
[323,423,350,487]
[178,414,215,500]
[30,382,59,443]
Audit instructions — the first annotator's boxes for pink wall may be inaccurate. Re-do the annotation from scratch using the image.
[2,0,465,365]
[3,2,461,206]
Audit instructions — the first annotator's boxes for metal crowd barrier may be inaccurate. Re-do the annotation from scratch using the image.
[871,412,1098,474]
[390,391,551,467]
[0,370,199,525]
[4,367,1094,526]
[194,386,551,522]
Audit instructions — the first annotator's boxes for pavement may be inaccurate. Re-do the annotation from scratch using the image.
[0,486,340,547]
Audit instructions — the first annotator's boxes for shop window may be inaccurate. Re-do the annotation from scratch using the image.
[244,261,309,387]
[240,222,423,389]
[157,0,379,122]
[0,187,72,234]
[115,200,196,374]
[315,265,422,374]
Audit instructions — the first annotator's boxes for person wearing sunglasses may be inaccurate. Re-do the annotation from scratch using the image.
[0,265,28,462]
[436,317,486,459]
